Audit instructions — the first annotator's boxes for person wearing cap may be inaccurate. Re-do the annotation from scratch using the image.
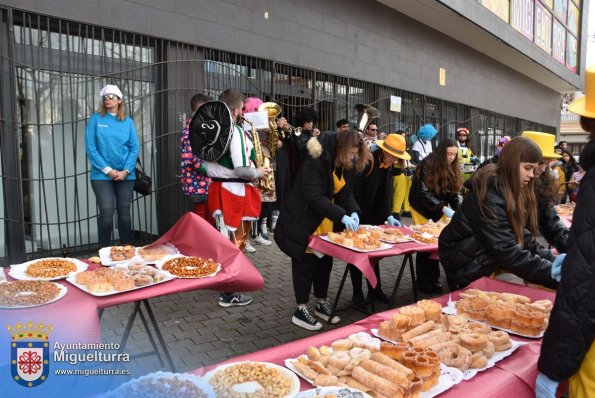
[537,67,595,398]
[349,133,410,305]
[85,84,139,248]
[455,127,479,181]
[409,138,463,295]
[522,131,569,254]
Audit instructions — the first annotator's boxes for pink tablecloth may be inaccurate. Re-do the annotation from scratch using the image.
[93,212,264,308]
[308,227,438,287]
[192,277,557,397]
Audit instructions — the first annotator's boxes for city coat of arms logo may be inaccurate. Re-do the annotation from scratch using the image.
[8,322,52,387]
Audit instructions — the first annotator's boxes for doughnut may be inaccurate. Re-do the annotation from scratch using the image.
[469,350,488,369]
[482,341,495,358]
[465,321,492,335]
[459,333,489,352]
[489,331,512,351]
[331,339,353,351]
[438,344,471,371]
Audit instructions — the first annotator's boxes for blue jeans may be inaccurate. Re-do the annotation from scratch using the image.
[91,180,135,247]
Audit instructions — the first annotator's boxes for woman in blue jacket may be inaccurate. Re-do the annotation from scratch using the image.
[85,85,139,247]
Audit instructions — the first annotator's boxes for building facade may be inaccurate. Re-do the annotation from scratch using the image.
[0,0,588,263]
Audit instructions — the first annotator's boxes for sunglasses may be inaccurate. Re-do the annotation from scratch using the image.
[369,128,378,132]
[103,94,119,101]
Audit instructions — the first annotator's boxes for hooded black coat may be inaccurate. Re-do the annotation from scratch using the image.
[274,132,360,261]
[538,140,595,380]
[438,172,558,290]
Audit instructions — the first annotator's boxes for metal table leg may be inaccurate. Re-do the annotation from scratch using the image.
[326,266,349,324]
[387,253,418,309]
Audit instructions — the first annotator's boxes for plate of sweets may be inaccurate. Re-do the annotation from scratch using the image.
[409,232,438,245]
[442,288,553,338]
[295,386,372,397]
[156,256,221,279]
[203,361,300,398]
[365,226,415,244]
[101,371,215,398]
[66,262,175,296]
[322,228,392,252]
[0,280,67,308]
[99,245,138,266]
[407,220,449,238]
[9,257,88,281]
[555,202,575,217]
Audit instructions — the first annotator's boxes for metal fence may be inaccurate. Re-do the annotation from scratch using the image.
[0,8,556,264]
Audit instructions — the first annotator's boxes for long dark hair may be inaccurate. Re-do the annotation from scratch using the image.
[335,129,370,172]
[580,116,595,140]
[422,138,462,195]
[472,137,541,244]
[534,162,559,208]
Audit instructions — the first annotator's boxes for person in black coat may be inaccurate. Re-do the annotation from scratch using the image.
[536,94,595,397]
[438,137,562,291]
[350,134,411,305]
[274,129,370,331]
[409,138,462,294]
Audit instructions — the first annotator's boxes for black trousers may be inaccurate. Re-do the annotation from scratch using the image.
[415,251,440,288]
[292,254,333,305]
[348,262,382,296]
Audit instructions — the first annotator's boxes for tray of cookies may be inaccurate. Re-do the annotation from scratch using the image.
[203,361,300,398]
[136,243,180,264]
[102,371,214,398]
[0,280,68,308]
[155,256,221,279]
[285,332,463,398]
[9,257,88,281]
[442,289,552,338]
[98,245,139,266]
[364,226,416,244]
[321,228,392,252]
[66,262,175,296]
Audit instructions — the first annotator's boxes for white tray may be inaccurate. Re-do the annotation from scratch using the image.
[102,371,215,398]
[98,247,141,266]
[460,339,527,380]
[286,357,462,398]
[9,257,88,281]
[320,235,392,253]
[442,299,545,338]
[65,269,175,297]
[203,361,300,398]
[155,256,222,279]
[0,282,68,309]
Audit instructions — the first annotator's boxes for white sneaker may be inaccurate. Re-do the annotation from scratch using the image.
[253,235,272,246]
[244,242,256,253]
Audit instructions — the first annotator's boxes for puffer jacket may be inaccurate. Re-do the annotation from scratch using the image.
[438,174,558,290]
[274,132,360,261]
[408,158,461,222]
[538,140,595,380]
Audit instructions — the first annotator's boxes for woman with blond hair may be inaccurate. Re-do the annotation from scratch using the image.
[86,84,139,248]
[438,137,563,291]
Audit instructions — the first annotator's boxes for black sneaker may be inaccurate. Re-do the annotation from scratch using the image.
[292,307,323,331]
[218,294,253,307]
[314,302,341,324]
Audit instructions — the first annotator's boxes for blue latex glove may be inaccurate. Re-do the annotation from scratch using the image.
[442,207,455,218]
[535,372,559,398]
[551,253,566,282]
[341,215,358,231]
[470,156,479,165]
[386,215,401,226]
[350,212,360,227]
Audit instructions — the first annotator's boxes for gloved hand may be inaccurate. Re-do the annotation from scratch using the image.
[551,253,566,282]
[535,372,559,398]
[442,207,455,218]
[386,215,401,226]
[470,156,479,165]
[350,212,360,227]
[341,215,358,231]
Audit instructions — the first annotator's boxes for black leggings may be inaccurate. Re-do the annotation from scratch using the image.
[292,254,333,305]
[258,202,274,230]
[415,252,440,288]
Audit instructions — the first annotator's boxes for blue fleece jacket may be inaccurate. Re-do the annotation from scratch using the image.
[85,113,139,180]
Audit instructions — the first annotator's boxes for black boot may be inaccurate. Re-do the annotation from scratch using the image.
[366,264,390,303]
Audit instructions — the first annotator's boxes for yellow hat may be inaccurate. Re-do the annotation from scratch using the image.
[376,134,411,160]
[568,66,595,118]
[521,131,562,159]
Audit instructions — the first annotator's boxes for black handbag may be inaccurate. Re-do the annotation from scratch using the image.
[134,159,152,195]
